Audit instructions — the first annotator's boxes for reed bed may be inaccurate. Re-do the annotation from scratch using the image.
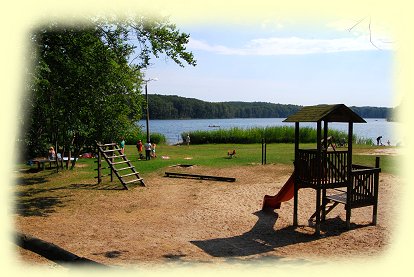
[182,126,373,145]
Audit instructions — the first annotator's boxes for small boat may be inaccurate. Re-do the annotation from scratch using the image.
[208,125,220,128]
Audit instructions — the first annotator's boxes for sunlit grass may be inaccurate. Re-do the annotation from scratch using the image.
[15,143,399,194]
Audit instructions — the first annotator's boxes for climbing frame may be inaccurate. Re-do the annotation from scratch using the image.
[96,142,145,189]
[283,104,381,234]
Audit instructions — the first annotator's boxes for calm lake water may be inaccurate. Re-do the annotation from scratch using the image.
[138,118,400,146]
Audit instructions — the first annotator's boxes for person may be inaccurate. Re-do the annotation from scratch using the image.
[48,146,56,160]
[144,141,152,160]
[186,134,190,146]
[376,136,382,146]
[338,137,346,147]
[120,137,125,154]
[387,140,391,146]
[151,143,157,158]
[136,140,144,159]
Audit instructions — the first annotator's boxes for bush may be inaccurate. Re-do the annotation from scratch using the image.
[125,133,166,145]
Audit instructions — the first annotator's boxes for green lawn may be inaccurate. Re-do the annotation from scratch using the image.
[121,143,398,175]
[16,143,400,191]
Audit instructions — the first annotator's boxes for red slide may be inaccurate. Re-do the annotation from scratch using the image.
[262,173,295,210]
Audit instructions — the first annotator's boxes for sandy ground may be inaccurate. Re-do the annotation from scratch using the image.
[13,162,400,269]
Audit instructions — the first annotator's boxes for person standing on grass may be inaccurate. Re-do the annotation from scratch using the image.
[186,134,190,146]
[151,143,157,158]
[136,139,143,159]
[144,141,152,160]
[120,137,125,154]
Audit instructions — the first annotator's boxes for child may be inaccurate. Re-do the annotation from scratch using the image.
[120,137,125,154]
[151,143,157,158]
[136,140,143,159]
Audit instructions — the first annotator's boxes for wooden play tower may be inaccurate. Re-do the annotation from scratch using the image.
[283,104,381,235]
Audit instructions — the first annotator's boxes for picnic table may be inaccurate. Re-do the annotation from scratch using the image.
[30,158,58,170]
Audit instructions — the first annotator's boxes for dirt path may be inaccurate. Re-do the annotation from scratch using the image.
[14,163,399,268]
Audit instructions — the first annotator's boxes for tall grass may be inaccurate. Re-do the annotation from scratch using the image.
[182,126,370,145]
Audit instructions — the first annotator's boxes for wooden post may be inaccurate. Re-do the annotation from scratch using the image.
[55,141,59,172]
[261,139,264,165]
[97,150,102,184]
[293,122,299,227]
[261,138,267,165]
[315,120,322,235]
[372,156,380,225]
[322,120,328,221]
[110,144,114,182]
[323,120,328,150]
[346,122,354,229]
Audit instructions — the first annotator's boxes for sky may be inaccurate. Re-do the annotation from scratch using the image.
[144,17,394,108]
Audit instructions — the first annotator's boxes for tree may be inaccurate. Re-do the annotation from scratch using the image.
[22,15,196,168]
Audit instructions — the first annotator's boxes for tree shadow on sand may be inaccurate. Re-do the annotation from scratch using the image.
[15,195,69,217]
[68,183,126,190]
[191,210,370,258]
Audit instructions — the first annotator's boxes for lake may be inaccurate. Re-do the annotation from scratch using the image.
[138,118,400,146]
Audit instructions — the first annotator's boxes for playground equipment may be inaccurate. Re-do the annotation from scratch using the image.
[262,173,294,210]
[262,104,381,235]
[96,142,145,189]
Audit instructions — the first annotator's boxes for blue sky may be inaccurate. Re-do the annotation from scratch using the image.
[144,17,394,107]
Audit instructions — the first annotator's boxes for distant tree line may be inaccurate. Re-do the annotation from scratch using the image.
[145,94,392,119]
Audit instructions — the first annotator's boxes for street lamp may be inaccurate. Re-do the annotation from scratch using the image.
[144,78,158,143]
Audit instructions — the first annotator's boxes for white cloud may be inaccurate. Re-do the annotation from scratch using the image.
[188,35,393,56]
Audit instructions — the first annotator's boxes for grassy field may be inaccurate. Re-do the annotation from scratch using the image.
[16,143,400,189]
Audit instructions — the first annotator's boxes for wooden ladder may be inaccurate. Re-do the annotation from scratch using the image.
[96,142,145,189]
[308,197,341,227]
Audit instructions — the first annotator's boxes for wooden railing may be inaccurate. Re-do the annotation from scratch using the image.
[348,165,380,208]
[297,149,348,188]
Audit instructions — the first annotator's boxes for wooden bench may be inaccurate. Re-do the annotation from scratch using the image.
[31,153,63,170]
[31,159,57,170]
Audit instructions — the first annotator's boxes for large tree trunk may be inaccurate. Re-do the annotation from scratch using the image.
[70,135,85,169]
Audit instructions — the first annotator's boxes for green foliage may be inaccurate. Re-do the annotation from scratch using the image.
[350,106,391,119]
[21,15,196,164]
[181,126,370,145]
[96,15,196,69]
[124,129,166,145]
[148,133,167,145]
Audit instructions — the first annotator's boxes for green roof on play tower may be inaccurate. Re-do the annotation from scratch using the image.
[283,104,366,123]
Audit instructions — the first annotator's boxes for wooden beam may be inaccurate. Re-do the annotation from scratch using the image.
[293,122,299,226]
[15,232,107,267]
[164,172,236,182]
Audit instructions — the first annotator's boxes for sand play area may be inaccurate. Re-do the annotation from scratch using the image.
[13,161,400,269]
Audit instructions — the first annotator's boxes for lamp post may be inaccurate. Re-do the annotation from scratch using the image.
[144,78,158,143]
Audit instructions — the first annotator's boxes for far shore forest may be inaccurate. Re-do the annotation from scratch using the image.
[145,94,393,120]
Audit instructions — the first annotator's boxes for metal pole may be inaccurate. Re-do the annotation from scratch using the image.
[261,138,264,165]
[145,82,150,143]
